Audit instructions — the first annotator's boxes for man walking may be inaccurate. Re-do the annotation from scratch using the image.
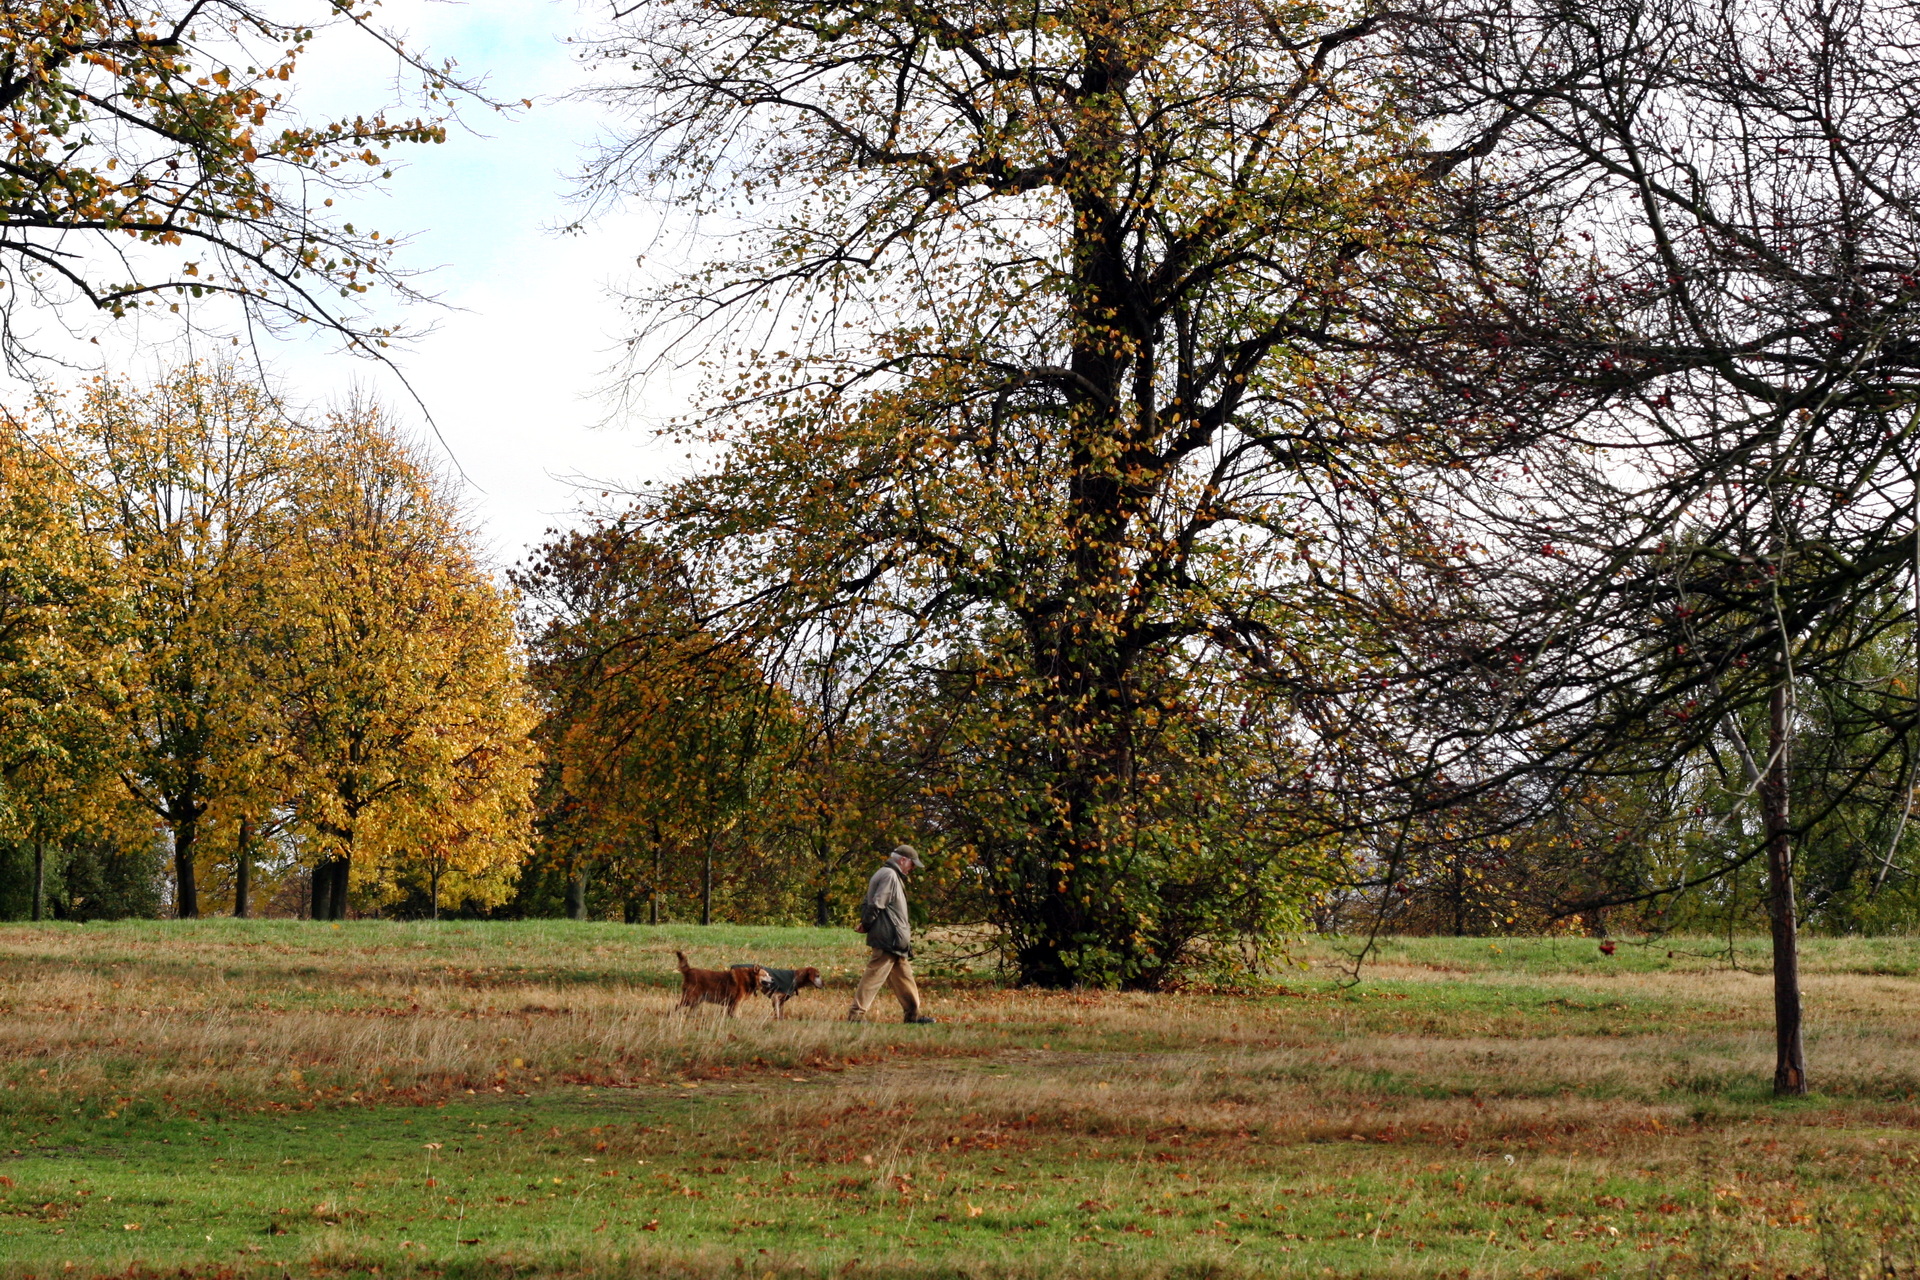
[848,844,936,1023]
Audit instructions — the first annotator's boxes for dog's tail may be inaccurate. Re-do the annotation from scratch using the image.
[674,950,692,975]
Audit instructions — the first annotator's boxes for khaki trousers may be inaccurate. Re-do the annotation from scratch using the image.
[848,948,921,1020]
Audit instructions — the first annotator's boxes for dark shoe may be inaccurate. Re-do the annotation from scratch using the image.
[904,1015,937,1024]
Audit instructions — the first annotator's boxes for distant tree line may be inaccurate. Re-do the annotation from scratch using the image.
[0,367,535,921]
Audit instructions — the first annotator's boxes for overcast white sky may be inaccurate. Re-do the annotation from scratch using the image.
[18,0,694,567]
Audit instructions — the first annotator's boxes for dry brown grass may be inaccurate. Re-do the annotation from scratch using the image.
[0,921,976,1106]
[6,923,1919,1124]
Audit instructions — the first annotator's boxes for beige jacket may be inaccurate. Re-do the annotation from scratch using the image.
[860,861,912,956]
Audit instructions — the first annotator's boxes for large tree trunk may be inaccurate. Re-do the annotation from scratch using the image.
[566,866,588,921]
[1003,38,1148,990]
[1762,677,1807,1096]
[31,836,45,922]
[313,854,350,921]
[173,815,200,919]
[1010,672,1138,988]
[234,815,253,919]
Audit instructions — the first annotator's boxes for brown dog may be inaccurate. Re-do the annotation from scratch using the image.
[732,965,823,1019]
[675,951,769,1016]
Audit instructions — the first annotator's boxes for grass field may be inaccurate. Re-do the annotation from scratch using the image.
[1,922,1918,1279]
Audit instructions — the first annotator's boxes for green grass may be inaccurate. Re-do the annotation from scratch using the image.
[2,921,1919,1278]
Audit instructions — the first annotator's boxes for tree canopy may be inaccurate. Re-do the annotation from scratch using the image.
[0,0,463,363]
[573,0,1512,986]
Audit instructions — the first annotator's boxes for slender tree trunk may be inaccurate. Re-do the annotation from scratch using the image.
[332,854,351,921]
[651,833,661,924]
[31,836,45,922]
[1762,677,1808,1096]
[566,865,588,921]
[430,865,441,921]
[814,833,831,927]
[174,816,200,919]
[234,815,253,919]
[1451,861,1469,937]
[701,836,713,926]
[312,862,332,922]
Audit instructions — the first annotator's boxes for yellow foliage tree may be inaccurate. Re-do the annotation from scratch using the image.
[262,406,536,919]
[49,367,300,917]
[0,417,124,917]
